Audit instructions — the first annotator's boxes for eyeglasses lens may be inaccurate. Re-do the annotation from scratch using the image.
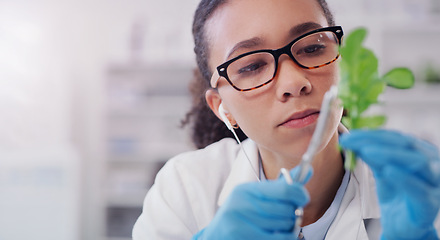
[226,31,339,90]
[292,32,339,69]
[226,52,275,90]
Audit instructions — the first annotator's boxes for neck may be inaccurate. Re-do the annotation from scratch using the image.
[302,133,344,225]
[259,131,344,226]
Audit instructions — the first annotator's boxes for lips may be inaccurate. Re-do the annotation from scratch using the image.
[279,109,320,128]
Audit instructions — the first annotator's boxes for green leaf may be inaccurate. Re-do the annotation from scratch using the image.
[338,27,414,172]
[344,150,357,171]
[383,67,415,89]
[341,28,367,63]
[355,115,387,129]
[363,80,386,102]
[341,116,352,129]
[343,28,367,50]
[357,48,379,88]
[350,79,383,115]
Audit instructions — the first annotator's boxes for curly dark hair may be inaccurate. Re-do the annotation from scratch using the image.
[182,0,336,149]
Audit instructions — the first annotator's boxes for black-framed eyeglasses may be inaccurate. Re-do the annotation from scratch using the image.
[210,26,344,92]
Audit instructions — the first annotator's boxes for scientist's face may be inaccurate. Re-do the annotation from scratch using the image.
[206,0,343,160]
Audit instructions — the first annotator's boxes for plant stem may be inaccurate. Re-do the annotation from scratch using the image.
[344,150,357,171]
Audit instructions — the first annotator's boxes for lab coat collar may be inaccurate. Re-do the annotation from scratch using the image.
[326,124,381,239]
[325,160,381,239]
[337,124,381,220]
[217,138,260,206]
[353,160,381,220]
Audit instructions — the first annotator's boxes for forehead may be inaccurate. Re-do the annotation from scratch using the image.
[206,0,329,66]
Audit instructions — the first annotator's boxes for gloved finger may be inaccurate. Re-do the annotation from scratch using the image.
[228,182,304,232]
[340,129,439,160]
[234,211,294,233]
[411,136,440,160]
[354,145,439,186]
[270,232,304,240]
[383,164,440,199]
[252,180,310,207]
[340,129,440,184]
[340,129,414,149]
[238,228,298,240]
[232,220,298,240]
[286,165,314,185]
[230,222,273,240]
[374,174,395,203]
[381,165,440,224]
[356,145,425,170]
[233,199,295,231]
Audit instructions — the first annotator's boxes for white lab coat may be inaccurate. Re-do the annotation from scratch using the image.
[133,136,440,240]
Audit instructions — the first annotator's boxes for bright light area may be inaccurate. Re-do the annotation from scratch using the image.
[0,0,439,240]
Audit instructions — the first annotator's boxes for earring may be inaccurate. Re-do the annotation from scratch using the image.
[229,119,239,129]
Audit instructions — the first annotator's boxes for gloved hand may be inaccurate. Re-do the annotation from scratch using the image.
[192,167,312,240]
[340,129,440,240]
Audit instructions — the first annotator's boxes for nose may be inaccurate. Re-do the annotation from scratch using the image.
[274,55,312,101]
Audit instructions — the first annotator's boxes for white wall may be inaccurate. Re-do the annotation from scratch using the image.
[0,0,439,239]
[0,0,199,239]
[0,2,81,240]
[327,0,440,147]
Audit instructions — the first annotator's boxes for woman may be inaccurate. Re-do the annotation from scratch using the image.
[133,0,440,239]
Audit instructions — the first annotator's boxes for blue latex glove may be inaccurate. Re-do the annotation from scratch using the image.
[192,167,312,240]
[340,129,440,240]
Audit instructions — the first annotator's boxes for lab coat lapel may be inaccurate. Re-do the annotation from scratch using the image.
[217,139,260,206]
[326,171,367,239]
[326,160,381,240]
[355,161,381,220]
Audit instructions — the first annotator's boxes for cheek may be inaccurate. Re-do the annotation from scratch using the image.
[312,64,340,86]
[229,101,263,131]
[324,66,340,86]
[332,65,341,85]
[218,89,258,126]
[220,93,269,140]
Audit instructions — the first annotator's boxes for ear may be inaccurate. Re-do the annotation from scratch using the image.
[205,89,237,124]
[205,89,224,122]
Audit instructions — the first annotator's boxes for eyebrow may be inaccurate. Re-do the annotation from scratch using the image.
[225,21,324,60]
[288,22,324,38]
[226,37,263,60]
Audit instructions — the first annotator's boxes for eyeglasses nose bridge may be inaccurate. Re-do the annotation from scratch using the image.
[272,44,301,75]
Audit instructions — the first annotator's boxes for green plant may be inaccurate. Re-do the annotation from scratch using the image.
[338,27,415,171]
[424,63,440,84]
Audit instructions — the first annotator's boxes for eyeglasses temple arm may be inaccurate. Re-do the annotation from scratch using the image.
[210,70,220,88]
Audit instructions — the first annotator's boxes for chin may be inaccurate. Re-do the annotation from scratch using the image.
[278,133,315,160]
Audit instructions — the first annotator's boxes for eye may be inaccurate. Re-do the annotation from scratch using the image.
[228,52,273,81]
[238,61,268,74]
[297,44,326,56]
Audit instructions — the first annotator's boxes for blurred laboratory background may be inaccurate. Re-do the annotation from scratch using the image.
[0,0,439,239]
